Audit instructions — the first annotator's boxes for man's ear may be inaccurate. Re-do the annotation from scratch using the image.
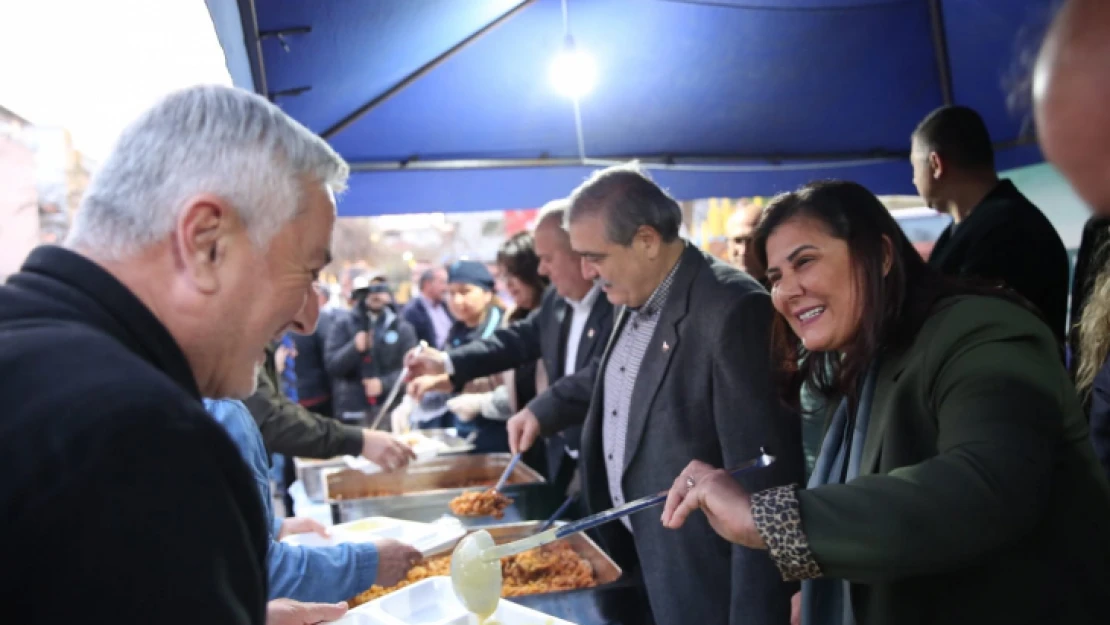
[929,152,944,180]
[635,225,662,258]
[174,194,237,293]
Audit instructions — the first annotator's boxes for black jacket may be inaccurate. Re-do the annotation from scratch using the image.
[447,286,614,471]
[928,180,1069,344]
[291,306,338,407]
[401,296,451,348]
[537,245,804,625]
[325,304,418,420]
[245,345,365,458]
[0,246,268,624]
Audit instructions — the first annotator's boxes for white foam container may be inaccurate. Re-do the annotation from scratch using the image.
[282,516,466,557]
[331,577,576,625]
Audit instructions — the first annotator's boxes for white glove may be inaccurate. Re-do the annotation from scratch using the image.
[447,393,488,422]
[390,396,414,434]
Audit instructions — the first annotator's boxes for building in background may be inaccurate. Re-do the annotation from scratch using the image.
[28,125,93,245]
[0,105,39,281]
[0,105,94,281]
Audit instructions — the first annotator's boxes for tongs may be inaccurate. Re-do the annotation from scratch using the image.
[481,449,775,561]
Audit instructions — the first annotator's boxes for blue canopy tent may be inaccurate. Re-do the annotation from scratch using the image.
[206,0,1053,217]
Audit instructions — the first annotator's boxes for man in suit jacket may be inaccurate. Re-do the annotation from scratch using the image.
[405,199,613,486]
[508,165,805,625]
[911,105,1069,343]
[400,267,453,348]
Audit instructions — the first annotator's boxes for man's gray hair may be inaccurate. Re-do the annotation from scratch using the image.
[67,85,349,258]
[564,163,682,246]
[534,198,570,233]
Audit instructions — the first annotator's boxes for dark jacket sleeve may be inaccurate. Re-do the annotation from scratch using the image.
[29,417,267,624]
[533,358,598,435]
[950,222,1066,344]
[325,313,365,379]
[245,366,364,458]
[713,290,803,625]
[529,356,598,429]
[796,306,1063,583]
[1090,358,1110,481]
[378,323,419,395]
[449,307,544,389]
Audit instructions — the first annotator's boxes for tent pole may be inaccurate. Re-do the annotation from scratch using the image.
[320,0,537,140]
[927,0,954,106]
[345,138,1034,172]
[236,0,268,98]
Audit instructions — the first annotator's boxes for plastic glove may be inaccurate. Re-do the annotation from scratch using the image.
[390,395,414,434]
[447,393,489,423]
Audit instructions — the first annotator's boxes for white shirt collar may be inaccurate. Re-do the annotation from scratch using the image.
[565,282,602,313]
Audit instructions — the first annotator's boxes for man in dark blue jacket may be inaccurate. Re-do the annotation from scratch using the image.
[401,267,453,348]
[292,283,338,417]
[327,275,419,426]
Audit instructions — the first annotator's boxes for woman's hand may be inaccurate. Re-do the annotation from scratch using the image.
[406,373,452,400]
[278,517,330,540]
[660,460,766,549]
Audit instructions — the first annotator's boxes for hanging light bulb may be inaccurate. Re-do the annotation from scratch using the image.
[549,35,596,99]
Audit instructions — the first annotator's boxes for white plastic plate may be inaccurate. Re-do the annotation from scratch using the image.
[335,577,575,625]
[281,516,466,557]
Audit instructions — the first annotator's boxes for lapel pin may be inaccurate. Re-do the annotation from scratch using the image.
[662,341,670,352]
[587,328,595,338]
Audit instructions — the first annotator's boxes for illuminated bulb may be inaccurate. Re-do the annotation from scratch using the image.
[549,41,596,99]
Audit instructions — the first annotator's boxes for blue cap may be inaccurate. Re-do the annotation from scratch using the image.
[447,260,495,291]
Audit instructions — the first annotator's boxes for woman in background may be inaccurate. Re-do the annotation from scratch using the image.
[446,234,550,467]
[662,180,1110,625]
[1075,265,1110,480]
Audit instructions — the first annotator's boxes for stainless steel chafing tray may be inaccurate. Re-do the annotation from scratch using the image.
[326,453,548,524]
[295,429,475,503]
[484,522,652,625]
[464,521,623,585]
[357,521,649,625]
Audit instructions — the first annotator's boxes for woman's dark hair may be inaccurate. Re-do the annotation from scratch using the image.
[753,180,1031,409]
[497,232,549,321]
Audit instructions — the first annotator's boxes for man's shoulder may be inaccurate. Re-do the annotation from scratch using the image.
[3,320,206,437]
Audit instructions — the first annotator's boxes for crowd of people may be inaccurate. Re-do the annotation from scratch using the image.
[4,2,1110,624]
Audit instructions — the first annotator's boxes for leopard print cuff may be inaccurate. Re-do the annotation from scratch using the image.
[751,485,822,581]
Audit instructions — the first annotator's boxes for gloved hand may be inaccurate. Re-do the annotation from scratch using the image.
[447,393,490,423]
[390,395,414,434]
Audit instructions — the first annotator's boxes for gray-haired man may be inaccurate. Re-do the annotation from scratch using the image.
[1,85,347,623]
[508,164,805,625]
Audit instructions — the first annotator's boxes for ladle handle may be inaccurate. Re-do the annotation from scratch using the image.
[493,453,521,492]
[554,450,775,539]
[369,341,427,431]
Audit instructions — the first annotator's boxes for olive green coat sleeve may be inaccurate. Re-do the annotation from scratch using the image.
[796,298,1073,583]
[244,351,364,459]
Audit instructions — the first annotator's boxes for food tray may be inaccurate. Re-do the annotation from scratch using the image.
[281,516,466,557]
[296,429,475,502]
[336,577,576,625]
[326,453,545,502]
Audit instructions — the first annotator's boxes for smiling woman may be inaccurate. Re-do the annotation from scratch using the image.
[661,180,1110,625]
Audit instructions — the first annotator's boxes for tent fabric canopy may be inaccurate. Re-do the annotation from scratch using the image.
[209,0,1053,216]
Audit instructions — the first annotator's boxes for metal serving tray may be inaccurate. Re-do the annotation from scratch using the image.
[484,523,652,625]
[327,453,547,524]
[352,521,647,625]
[296,429,475,503]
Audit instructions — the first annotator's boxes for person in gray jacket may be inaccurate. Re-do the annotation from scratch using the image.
[326,275,418,426]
